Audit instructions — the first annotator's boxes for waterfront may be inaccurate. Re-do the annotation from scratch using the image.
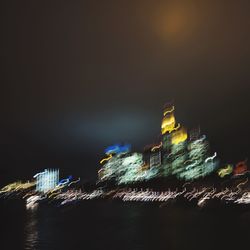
[1,200,250,250]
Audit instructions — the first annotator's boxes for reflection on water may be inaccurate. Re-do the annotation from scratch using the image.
[1,201,250,250]
[25,211,38,250]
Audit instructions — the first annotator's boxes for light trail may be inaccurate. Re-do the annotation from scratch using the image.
[100,154,112,164]
[205,152,217,163]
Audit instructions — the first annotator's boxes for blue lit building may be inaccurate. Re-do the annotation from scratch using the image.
[34,169,59,193]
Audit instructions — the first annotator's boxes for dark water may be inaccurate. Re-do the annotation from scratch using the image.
[1,200,250,250]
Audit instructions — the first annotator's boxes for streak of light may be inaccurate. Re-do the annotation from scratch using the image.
[163,106,175,116]
[151,142,163,152]
[205,152,217,163]
[68,178,81,186]
[100,154,112,164]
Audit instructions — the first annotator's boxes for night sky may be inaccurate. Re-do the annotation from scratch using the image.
[1,0,250,182]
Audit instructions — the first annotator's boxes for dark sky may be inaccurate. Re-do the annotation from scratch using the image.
[1,0,250,181]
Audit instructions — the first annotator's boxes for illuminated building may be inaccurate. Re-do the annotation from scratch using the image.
[171,143,188,176]
[169,127,188,176]
[161,105,176,134]
[34,169,59,193]
[171,127,188,145]
[118,153,144,184]
[150,150,161,168]
[141,145,161,180]
[161,104,175,176]
[189,127,201,141]
[179,134,208,180]
[98,104,219,183]
[98,168,106,181]
[143,143,162,169]
[99,142,159,183]
[150,142,162,168]
[98,151,145,184]
[178,133,218,180]
[104,144,131,155]
[98,153,124,182]
[161,104,188,177]
[98,144,132,182]
[160,105,219,180]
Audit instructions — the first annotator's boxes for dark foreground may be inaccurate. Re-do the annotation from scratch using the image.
[1,200,250,250]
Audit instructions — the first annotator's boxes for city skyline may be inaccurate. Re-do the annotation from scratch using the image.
[1,2,250,250]
[98,104,219,184]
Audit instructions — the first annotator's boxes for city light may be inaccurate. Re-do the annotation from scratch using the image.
[218,165,233,178]
[0,103,249,210]
[98,104,219,182]
[34,169,59,193]
[104,144,131,155]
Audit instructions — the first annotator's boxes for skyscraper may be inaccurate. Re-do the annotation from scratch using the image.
[161,104,188,176]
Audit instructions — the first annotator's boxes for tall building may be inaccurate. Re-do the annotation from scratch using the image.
[143,143,162,169]
[98,151,144,184]
[142,145,152,168]
[150,150,161,168]
[178,133,218,180]
[118,152,144,184]
[98,153,124,181]
[34,169,59,193]
[159,104,218,180]
[98,144,132,182]
[161,104,188,176]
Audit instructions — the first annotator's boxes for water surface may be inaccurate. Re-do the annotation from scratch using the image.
[1,200,249,250]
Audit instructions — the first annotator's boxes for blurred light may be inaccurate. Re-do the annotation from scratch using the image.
[34,169,59,193]
[100,154,112,164]
[104,144,131,155]
[218,165,233,178]
[161,113,176,134]
[171,127,188,145]
[151,142,162,152]
[234,160,248,176]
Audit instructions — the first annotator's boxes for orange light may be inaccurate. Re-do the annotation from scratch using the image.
[100,154,112,164]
